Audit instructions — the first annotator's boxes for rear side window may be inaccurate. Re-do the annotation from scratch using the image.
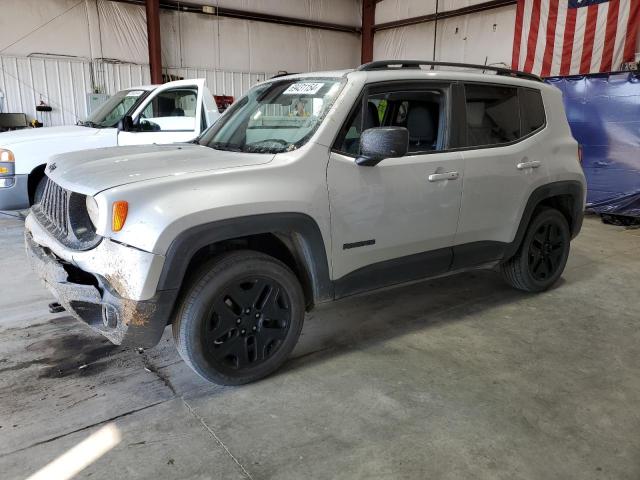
[519,88,546,135]
[464,84,520,147]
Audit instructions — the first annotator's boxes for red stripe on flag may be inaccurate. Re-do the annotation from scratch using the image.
[512,0,526,70]
[540,0,559,77]
[523,0,542,72]
[580,4,599,74]
[601,0,620,72]
[623,0,640,63]
[560,7,578,75]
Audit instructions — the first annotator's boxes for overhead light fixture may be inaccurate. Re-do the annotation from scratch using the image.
[202,6,216,14]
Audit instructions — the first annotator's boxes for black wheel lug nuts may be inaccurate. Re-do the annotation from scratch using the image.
[241,329,246,335]
[255,313,260,318]
[244,308,250,314]
[236,318,241,324]
[252,326,257,332]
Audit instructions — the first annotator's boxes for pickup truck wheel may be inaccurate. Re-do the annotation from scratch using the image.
[501,207,570,292]
[33,176,47,205]
[172,250,305,385]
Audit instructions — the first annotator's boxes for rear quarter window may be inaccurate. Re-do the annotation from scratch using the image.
[519,88,546,135]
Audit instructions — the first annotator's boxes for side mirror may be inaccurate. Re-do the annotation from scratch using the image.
[118,115,135,132]
[356,127,409,167]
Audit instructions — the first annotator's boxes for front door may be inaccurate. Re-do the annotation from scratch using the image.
[118,79,205,145]
[327,82,464,295]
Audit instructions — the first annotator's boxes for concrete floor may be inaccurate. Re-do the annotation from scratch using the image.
[1,212,639,480]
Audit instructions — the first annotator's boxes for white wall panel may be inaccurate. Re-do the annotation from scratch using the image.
[195,0,361,27]
[0,55,91,125]
[0,0,92,57]
[375,0,436,24]
[374,23,436,60]
[97,0,149,64]
[374,5,517,67]
[160,11,360,73]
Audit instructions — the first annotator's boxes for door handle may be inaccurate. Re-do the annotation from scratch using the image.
[428,171,459,182]
[516,160,541,170]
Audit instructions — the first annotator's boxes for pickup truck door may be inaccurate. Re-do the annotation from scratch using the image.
[117,79,207,146]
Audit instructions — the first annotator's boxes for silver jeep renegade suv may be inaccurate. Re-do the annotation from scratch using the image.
[25,61,586,385]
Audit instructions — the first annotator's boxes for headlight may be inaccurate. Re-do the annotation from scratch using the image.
[0,148,15,176]
[85,195,100,228]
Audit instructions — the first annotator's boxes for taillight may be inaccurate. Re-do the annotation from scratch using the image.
[578,145,583,164]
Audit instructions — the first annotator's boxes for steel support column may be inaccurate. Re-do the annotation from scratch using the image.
[361,0,376,64]
[145,0,162,84]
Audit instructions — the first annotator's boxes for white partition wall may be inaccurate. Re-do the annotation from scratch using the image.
[374,0,518,67]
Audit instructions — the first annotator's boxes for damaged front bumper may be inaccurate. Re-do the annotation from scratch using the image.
[25,215,177,347]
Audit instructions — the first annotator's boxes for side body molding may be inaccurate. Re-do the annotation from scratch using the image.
[156,213,334,304]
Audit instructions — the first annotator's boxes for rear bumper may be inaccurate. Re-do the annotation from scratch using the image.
[25,230,177,347]
[0,174,29,210]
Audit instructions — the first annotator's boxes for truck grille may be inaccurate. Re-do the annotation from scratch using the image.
[32,178,101,250]
[36,179,69,237]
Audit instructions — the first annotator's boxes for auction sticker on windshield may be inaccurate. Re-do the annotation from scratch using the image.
[283,83,324,95]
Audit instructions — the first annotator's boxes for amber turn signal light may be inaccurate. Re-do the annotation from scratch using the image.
[112,201,129,232]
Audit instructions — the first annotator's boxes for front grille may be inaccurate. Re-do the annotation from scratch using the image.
[33,178,102,251]
[37,179,69,237]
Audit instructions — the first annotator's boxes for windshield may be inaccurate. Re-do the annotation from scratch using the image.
[199,78,344,154]
[81,89,148,128]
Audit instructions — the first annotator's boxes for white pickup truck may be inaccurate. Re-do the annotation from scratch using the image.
[0,79,220,210]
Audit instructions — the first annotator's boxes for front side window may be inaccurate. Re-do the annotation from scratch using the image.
[200,78,344,154]
[138,88,198,132]
[334,87,446,156]
[465,84,520,147]
[83,90,146,128]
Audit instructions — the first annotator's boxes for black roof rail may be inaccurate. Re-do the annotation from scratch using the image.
[357,60,542,82]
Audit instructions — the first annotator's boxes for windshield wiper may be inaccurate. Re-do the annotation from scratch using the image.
[208,142,243,152]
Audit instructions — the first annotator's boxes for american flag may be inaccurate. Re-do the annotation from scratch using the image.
[512,0,640,76]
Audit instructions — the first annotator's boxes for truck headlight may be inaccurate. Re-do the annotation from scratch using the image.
[0,148,15,176]
[86,195,100,228]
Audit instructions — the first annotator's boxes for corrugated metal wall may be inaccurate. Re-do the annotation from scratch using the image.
[0,54,273,127]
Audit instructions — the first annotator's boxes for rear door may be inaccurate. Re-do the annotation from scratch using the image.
[118,79,206,145]
[327,81,464,293]
[453,83,548,266]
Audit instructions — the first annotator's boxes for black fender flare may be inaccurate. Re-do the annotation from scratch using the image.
[504,180,585,260]
[156,213,334,304]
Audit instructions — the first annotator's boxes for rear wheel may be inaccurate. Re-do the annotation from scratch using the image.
[501,208,571,292]
[172,250,305,385]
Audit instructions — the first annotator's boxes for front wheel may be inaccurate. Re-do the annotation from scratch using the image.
[172,250,305,385]
[501,207,571,292]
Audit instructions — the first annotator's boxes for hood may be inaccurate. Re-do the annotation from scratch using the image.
[47,144,275,195]
[0,125,101,146]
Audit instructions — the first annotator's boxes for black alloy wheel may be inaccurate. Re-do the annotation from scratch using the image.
[173,250,305,385]
[501,207,571,292]
[527,221,566,282]
[202,276,291,371]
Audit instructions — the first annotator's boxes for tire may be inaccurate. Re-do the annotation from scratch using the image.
[172,250,305,385]
[33,176,47,205]
[501,207,571,292]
